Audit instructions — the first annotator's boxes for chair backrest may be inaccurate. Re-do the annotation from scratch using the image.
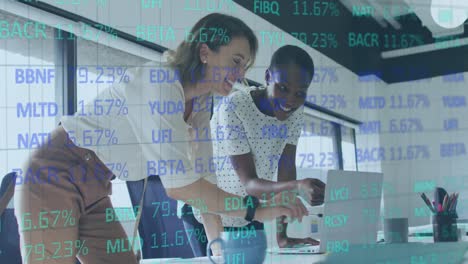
[0,172,21,263]
[0,208,22,264]
[0,172,16,216]
[126,176,194,259]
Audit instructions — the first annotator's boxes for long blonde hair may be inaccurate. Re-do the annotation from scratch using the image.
[167,13,258,86]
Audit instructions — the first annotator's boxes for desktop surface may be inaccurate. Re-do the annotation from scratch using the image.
[140,242,468,264]
[140,252,327,263]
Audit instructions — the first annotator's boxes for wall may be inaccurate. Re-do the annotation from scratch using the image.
[378,73,468,226]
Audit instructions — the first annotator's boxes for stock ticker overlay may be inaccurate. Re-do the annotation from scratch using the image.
[1,0,467,263]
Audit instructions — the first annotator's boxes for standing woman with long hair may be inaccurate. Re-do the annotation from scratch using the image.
[2,13,307,264]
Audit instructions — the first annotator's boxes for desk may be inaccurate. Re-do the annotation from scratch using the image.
[140,252,326,263]
[140,242,468,264]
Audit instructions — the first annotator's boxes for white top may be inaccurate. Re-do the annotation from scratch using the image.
[60,59,216,189]
[193,86,304,226]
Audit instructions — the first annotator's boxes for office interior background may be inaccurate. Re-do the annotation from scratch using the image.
[0,0,467,261]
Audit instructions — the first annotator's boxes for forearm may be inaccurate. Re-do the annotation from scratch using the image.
[201,213,223,255]
[167,178,305,224]
[201,213,223,241]
[277,144,297,183]
[166,178,249,218]
[245,178,297,198]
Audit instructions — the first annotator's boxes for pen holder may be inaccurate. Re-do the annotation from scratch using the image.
[432,213,458,242]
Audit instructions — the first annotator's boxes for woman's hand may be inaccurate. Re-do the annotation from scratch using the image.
[296,178,325,206]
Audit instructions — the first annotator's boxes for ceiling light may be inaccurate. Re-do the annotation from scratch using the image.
[381,36,468,58]
[431,0,468,28]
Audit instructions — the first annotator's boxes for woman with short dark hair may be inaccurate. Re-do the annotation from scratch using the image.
[185,45,325,256]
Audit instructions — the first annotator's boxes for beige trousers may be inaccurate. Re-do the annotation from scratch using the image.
[13,126,139,264]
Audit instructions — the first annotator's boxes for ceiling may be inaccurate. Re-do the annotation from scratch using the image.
[234,0,468,83]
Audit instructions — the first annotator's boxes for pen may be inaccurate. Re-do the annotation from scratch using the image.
[448,194,455,211]
[451,193,456,209]
[420,193,435,213]
[442,194,449,211]
[453,193,459,211]
[449,196,455,212]
[447,194,454,211]
[435,187,447,206]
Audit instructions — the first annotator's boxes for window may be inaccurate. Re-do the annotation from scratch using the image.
[341,126,357,171]
[296,115,339,173]
[0,11,59,180]
[76,38,150,103]
[295,113,357,179]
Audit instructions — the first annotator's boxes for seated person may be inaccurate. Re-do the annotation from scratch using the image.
[181,45,325,256]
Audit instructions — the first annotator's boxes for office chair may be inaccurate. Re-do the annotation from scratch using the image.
[0,172,21,263]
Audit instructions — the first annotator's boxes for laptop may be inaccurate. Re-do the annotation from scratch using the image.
[269,170,384,255]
